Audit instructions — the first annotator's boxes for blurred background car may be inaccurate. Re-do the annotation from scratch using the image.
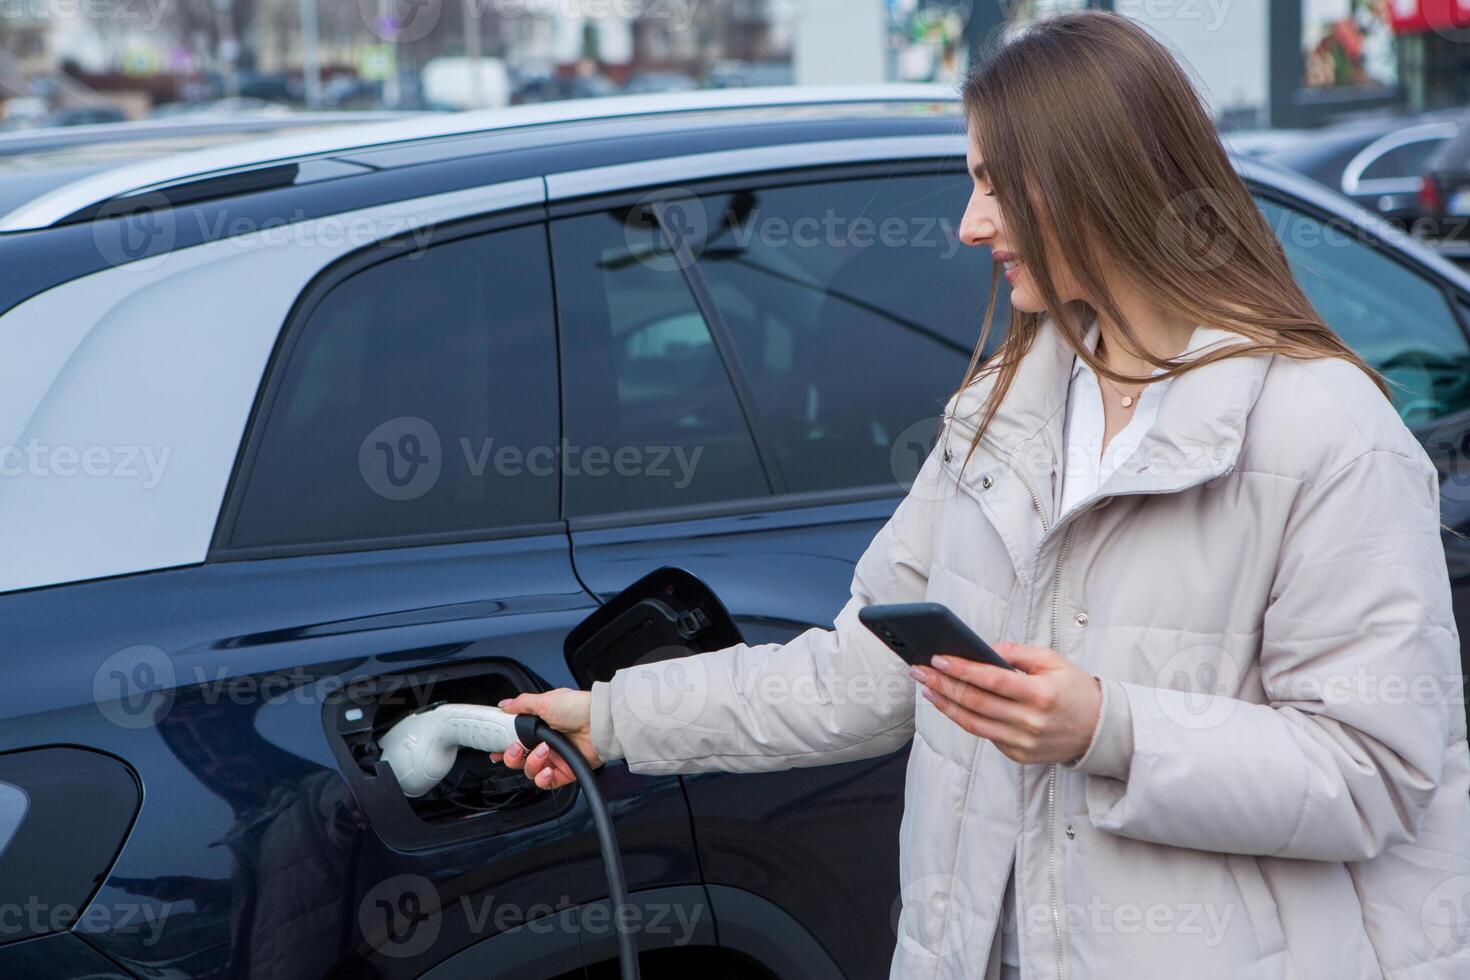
[1246,111,1459,228]
[1414,114,1470,257]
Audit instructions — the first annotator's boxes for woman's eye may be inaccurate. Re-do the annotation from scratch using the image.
[984,189,996,198]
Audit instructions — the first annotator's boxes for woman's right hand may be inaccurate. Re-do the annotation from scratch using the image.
[491,689,600,790]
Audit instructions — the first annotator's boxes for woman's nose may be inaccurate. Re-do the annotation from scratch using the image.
[959,213,994,248]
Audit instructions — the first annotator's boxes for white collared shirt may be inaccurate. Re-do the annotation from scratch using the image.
[1058,325,1174,521]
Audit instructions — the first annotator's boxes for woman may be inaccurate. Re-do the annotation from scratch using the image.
[493,12,1470,979]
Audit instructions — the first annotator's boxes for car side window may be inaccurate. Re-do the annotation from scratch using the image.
[1258,198,1470,426]
[226,223,560,551]
[1358,137,1445,182]
[686,174,1002,494]
[552,205,769,518]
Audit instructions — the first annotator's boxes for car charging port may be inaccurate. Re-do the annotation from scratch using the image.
[323,658,572,850]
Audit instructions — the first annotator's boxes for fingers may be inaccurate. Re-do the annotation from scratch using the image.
[992,641,1064,672]
[912,663,1035,727]
[489,739,580,790]
[928,653,1038,702]
[498,692,546,717]
[923,687,1041,763]
[922,687,1012,745]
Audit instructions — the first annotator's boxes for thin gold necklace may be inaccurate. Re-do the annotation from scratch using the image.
[1098,373,1145,409]
[1094,337,1146,409]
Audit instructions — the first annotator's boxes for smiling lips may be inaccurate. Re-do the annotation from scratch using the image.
[994,249,1023,283]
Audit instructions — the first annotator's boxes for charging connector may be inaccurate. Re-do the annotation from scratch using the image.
[380,704,639,980]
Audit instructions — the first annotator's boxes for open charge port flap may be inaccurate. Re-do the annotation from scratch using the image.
[322,658,572,851]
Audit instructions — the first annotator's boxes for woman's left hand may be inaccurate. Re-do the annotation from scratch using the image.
[909,642,1102,765]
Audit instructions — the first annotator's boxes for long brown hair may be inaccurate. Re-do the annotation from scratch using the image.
[948,10,1388,478]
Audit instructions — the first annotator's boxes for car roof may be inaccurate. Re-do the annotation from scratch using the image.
[0,113,421,220]
[1260,111,1462,179]
[0,85,963,232]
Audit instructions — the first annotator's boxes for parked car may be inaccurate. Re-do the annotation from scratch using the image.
[512,72,621,104]
[707,60,795,88]
[1251,111,1459,231]
[622,71,698,95]
[0,84,1467,980]
[1415,113,1470,256]
[41,103,129,127]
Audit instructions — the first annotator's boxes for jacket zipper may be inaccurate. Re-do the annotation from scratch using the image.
[951,420,1077,979]
[986,433,1072,980]
[946,414,1234,980]
[964,427,1053,979]
[1046,520,1079,980]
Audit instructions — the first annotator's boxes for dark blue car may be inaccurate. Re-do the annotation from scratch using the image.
[1,87,1468,978]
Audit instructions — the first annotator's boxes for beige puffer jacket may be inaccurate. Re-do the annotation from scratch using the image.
[587,313,1470,979]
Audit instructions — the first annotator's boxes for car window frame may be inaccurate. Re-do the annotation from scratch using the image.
[209,202,566,561]
[1342,125,1455,196]
[1249,183,1470,429]
[549,158,976,531]
[563,169,1470,532]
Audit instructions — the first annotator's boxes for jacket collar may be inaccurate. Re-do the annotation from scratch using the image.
[944,310,1273,525]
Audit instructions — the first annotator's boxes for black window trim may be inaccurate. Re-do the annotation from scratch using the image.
[649,195,788,496]
[556,158,983,530]
[1249,181,1470,348]
[566,171,1470,533]
[208,200,563,562]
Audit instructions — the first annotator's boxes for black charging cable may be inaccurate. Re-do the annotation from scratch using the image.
[514,716,640,980]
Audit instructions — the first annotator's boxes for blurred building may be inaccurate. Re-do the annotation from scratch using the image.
[3,0,1458,128]
[1391,2,1470,111]
[965,1,1416,129]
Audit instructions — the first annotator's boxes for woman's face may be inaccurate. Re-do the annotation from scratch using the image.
[960,133,1082,313]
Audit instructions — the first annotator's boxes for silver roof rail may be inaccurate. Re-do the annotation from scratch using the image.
[0,84,961,233]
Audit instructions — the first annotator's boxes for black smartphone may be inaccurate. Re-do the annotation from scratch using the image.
[859,602,1016,671]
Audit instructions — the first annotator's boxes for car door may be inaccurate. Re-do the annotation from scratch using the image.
[551,164,998,980]
[1253,192,1470,729]
[16,214,649,980]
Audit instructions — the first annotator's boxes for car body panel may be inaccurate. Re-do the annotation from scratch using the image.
[0,94,1468,978]
[0,179,541,593]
